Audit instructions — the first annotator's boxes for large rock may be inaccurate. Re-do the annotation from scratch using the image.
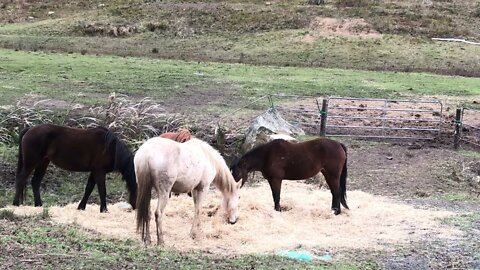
[242,107,304,152]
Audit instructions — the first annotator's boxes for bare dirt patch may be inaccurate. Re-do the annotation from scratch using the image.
[301,17,381,43]
[5,181,463,255]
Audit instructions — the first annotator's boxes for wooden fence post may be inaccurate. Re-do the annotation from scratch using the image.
[319,99,328,137]
[453,108,462,149]
[215,124,226,155]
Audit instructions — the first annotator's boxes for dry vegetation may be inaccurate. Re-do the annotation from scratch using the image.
[5,182,463,254]
[0,93,187,146]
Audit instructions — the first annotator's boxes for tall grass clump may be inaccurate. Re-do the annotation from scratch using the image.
[0,93,186,147]
[75,93,186,146]
[0,100,54,144]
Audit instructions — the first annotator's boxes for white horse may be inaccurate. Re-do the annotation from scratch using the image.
[134,137,241,245]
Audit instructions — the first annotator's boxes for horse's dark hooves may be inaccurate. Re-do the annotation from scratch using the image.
[332,208,341,215]
[77,205,86,211]
[100,208,109,213]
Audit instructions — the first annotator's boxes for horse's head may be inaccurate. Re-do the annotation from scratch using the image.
[230,158,249,188]
[223,180,242,224]
[121,156,137,210]
[108,131,138,210]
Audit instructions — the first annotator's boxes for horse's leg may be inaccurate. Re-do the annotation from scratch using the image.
[77,172,96,210]
[190,188,206,239]
[267,178,283,211]
[13,159,37,206]
[31,159,49,207]
[153,180,170,246]
[13,170,31,206]
[94,172,108,213]
[322,171,341,215]
[154,194,169,245]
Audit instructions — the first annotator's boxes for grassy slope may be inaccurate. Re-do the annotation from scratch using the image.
[0,0,479,75]
[1,49,479,109]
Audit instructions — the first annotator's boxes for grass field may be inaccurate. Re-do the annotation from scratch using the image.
[0,0,479,76]
[1,49,479,108]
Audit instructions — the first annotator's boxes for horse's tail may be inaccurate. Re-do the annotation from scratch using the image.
[339,143,349,210]
[15,127,31,203]
[16,127,30,177]
[135,159,153,243]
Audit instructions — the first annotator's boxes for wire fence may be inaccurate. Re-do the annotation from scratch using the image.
[215,94,479,150]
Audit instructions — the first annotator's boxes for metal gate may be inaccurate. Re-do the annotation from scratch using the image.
[325,96,443,140]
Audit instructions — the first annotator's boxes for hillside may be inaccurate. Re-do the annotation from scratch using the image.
[0,0,479,76]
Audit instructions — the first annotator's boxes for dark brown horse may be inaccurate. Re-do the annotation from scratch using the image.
[230,138,349,215]
[12,124,137,213]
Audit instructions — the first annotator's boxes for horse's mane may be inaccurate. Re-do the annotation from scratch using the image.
[176,128,192,142]
[236,139,276,166]
[103,129,136,192]
[103,129,132,169]
[160,128,192,143]
[188,138,236,193]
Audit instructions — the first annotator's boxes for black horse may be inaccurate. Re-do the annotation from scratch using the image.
[13,124,137,212]
[230,138,349,215]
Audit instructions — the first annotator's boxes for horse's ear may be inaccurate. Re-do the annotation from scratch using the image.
[236,180,242,189]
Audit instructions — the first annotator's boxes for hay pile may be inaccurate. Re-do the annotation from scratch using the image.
[6,182,461,255]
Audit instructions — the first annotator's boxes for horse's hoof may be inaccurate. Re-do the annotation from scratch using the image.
[12,201,19,206]
[332,209,341,215]
[77,205,86,210]
[100,209,109,213]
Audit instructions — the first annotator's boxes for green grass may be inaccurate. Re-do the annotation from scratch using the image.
[460,150,480,159]
[0,144,17,163]
[439,192,477,202]
[441,212,480,231]
[1,48,479,109]
[0,209,16,220]
[1,31,479,77]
